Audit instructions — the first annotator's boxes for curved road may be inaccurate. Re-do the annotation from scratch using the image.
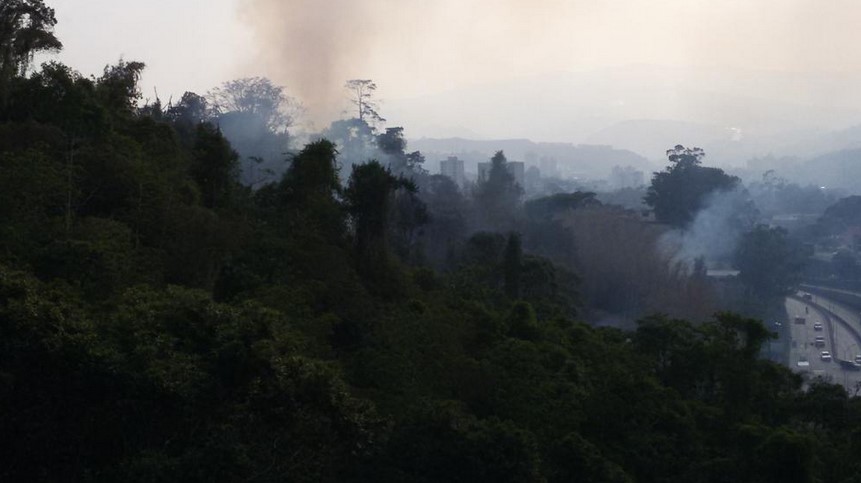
[786,294,861,394]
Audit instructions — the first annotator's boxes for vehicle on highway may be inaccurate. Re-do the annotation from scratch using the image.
[814,323,823,331]
[797,358,810,368]
[814,336,826,347]
[856,355,861,364]
[795,316,806,324]
[821,351,832,361]
[802,293,813,300]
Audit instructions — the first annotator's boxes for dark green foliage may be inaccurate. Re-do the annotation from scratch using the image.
[346,161,402,264]
[4,23,861,483]
[0,0,62,108]
[503,232,522,299]
[376,126,426,177]
[385,402,543,483]
[96,59,146,115]
[190,122,239,209]
[7,61,106,132]
[474,150,523,230]
[278,139,345,241]
[322,117,375,170]
[507,301,538,340]
[547,432,632,483]
[0,268,382,482]
[206,77,296,185]
[345,160,426,280]
[645,145,740,227]
[284,139,341,202]
[376,126,406,156]
[735,225,804,299]
[416,174,467,265]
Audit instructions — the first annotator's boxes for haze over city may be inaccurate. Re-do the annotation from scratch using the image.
[43,0,861,163]
[9,1,861,480]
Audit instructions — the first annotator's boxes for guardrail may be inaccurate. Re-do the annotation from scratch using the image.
[801,284,861,310]
[792,294,861,367]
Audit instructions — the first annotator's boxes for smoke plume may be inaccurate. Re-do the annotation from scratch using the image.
[660,187,758,270]
[239,0,861,131]
[237,0,610,123]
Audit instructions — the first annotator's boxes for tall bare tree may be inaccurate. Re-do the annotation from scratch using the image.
[345,79,384,124]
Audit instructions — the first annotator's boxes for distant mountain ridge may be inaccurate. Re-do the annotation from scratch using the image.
[387,66,861,157]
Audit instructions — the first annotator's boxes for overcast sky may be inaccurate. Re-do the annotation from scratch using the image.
[40,0,861,148]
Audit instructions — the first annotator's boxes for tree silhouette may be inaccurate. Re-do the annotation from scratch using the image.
[0,0,62,107]
[207,77,300,132]
[345,79,384,124]
[644,145,738,227]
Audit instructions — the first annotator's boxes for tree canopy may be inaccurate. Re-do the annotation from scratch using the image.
[645,145,740,227]
[0,9,856,483]
[0,0,62,106]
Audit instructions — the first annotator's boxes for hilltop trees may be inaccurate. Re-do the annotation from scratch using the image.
[322,118,376,173]
[0,0,62,74]
[345,160,427,278]
[735,225,804,299]
[345,79,384,124]
[206,77,300,185]
[278,139,344,241]
[190,123,240,209]
[7,5,861,481]
[416,174,467,265]
[376,126,426,177]
[645,145,739,227]
[0,0,62,106]
[474,150,523,230]
[96,60,146,114]
[207,77,298,132]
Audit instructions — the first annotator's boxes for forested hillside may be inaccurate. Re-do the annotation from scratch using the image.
[1,2,860,482]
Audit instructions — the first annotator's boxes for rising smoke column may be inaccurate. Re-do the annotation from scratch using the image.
[238,0,387,123]
[237,0,607,123]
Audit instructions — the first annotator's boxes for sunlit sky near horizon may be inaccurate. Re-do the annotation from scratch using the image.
[42,0,252,104]
[38,0,861,150]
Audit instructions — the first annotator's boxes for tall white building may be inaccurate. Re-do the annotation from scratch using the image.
[439,156,465,187]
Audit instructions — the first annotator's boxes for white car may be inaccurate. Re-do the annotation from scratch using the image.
[813,323,823,331]
[821,351,832,361]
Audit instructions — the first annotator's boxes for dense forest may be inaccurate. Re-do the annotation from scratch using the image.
[2,2,861,482]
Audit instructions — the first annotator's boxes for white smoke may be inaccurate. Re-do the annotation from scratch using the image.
[660,187,758,270]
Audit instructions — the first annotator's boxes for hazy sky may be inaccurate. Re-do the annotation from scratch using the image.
[43,0,253,104]
[241,0,861,118]
[40,0,861,149]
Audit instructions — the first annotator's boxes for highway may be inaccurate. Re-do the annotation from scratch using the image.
[786,294,861,394]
